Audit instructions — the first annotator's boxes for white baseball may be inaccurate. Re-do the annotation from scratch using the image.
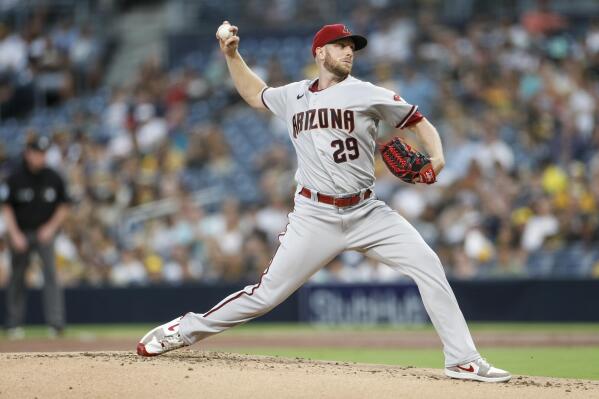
[217,24,233,41]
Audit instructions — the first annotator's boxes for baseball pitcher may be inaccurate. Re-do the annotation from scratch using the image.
[137,22,511,383]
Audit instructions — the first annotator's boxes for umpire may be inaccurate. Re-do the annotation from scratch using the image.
[0,136,69,338]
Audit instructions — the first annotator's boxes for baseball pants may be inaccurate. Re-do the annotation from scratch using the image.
[180,193,480,367]
[5,232,65,330]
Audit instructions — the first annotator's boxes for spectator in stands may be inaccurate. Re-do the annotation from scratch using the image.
[240,230,270,281]
[70,25,101,92]
[0,24,34,118]
[0,23,27,74]
[209,199,244,281]
[32,35,74,106]
[311,257,352,284]
[521,0,568,36]
[255,194,291,247]
[110,246,147,287]
[521,196,559,252]
[351,256,405,283]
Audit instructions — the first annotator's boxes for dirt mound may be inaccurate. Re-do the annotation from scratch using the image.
[1,351,597,398]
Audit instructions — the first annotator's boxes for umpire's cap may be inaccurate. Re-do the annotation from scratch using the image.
[312,24,367,57]
[26,136,51,152]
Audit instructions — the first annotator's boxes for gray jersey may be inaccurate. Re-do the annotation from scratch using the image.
[261,75,418,195]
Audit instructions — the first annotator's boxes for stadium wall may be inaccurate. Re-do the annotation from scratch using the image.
[1,280,598,324]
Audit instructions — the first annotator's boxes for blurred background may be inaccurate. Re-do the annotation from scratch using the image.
[1,0,599,325]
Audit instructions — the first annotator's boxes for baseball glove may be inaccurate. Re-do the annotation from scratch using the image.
[379,137,436,184]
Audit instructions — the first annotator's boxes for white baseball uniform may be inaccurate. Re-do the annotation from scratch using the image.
[179,75,480,367]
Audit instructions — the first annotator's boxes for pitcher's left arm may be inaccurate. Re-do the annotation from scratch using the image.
[406,117,445,175]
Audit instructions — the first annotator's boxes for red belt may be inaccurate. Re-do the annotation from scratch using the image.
[299,187,372,208]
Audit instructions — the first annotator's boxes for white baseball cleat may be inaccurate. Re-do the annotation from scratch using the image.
[137,316,188,357]
[445,357,511,383]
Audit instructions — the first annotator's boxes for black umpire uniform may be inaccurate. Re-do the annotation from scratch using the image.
[0,136,70,334]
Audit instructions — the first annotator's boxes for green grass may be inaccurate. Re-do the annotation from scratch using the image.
[230,346,599,380]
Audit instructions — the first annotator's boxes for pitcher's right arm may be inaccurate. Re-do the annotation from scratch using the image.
[217,21,267,110]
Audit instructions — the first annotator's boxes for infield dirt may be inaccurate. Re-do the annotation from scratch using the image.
[1,351,598,399]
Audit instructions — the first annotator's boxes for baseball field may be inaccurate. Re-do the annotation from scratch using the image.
[1,323,598,398]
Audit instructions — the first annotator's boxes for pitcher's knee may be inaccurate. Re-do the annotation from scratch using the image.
[413,247,443,271]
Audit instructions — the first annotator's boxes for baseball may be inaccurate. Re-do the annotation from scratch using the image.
[217,23,233,41]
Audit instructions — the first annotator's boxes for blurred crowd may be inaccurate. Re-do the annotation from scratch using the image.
[2,1,599,288]
[0,10,104,119]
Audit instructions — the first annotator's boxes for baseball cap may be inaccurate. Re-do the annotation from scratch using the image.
[312,24,367,57]
[26,136,51,152]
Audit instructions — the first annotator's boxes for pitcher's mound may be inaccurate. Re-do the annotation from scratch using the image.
[1,351,597,398]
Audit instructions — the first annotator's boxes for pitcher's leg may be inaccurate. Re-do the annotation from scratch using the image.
[367,244,479,366]
[180,205,344,344]
[351,201,479,366]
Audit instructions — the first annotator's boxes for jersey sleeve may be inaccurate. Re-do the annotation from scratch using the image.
[261,83,295,119]
[365,84,419,129]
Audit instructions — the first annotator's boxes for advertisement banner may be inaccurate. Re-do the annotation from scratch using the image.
[299,283,429,325]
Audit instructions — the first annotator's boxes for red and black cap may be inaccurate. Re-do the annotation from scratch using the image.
[311,24,367,57]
